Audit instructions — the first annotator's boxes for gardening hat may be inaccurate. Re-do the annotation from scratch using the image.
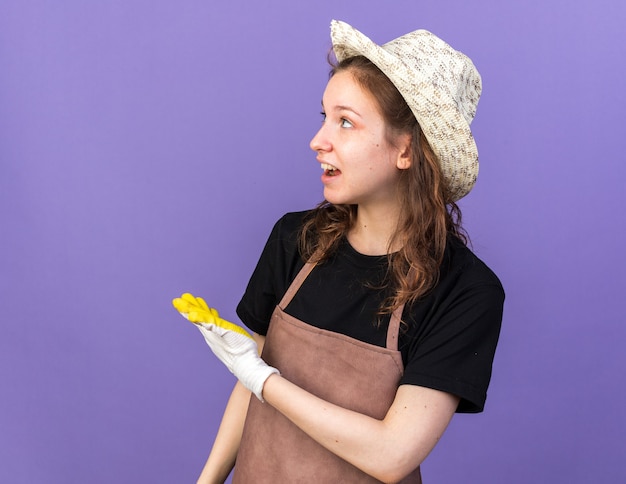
[330,20,482,201]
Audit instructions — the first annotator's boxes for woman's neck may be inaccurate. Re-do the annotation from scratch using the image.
[347,205,402,256]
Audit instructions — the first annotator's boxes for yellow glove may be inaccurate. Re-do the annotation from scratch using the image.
[172,292,278,401]
[172,293,252,339]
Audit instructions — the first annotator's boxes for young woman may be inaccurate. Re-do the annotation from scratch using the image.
[174,20,504,483]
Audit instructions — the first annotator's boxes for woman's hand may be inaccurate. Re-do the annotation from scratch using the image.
[172,293,279,401]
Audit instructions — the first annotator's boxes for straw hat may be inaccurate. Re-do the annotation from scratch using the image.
[330,20,482,201]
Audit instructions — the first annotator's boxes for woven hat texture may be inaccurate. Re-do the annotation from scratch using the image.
[330,20,482,201]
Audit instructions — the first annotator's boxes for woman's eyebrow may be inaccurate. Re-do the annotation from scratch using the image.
[322,102,363,118]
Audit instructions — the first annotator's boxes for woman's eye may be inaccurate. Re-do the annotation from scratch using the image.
[320,111,327,122]
[340,118,353,128]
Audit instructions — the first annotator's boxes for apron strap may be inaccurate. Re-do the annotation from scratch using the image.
[386,304,404,352]
[277,261,316,310]
[278,258,405,352]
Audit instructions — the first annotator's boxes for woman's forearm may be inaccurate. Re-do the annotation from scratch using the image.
[196,333,267,484]
[196,381,251,484]
[262,374,458,483]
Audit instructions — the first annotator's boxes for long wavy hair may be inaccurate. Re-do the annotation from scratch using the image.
[299,55,467,317]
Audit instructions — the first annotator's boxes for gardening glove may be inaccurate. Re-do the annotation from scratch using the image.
[172,292,279,401]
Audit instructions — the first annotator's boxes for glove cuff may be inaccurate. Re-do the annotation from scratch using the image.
[248,366,280,402]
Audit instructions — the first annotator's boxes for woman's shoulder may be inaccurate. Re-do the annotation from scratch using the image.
[262,210,314,258]
[274,210,312,232]
[267,210,312,244]
[445,237,504,294]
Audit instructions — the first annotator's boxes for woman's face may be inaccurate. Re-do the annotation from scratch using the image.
[310,70,410,209]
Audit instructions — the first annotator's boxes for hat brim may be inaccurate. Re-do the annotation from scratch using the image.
[330,20,479,201]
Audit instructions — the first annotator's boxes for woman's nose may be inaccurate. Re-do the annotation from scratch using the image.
[310,125,331,153]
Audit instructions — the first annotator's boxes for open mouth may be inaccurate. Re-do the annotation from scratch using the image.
[321,163,340,177]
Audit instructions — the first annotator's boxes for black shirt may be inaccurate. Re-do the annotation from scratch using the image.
[237,211,504,413]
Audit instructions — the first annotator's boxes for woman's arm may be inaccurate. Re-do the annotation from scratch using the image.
[262,375,459,483]
[171,297,456,483]
[196,381,249,484]
[196,334,266,484]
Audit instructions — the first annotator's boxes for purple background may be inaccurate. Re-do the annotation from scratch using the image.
[1,1,624,482]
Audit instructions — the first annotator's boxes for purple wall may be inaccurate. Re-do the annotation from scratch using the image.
[1,1,624,482]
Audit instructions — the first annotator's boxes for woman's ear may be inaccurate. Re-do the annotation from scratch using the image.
[395,134,412,170]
